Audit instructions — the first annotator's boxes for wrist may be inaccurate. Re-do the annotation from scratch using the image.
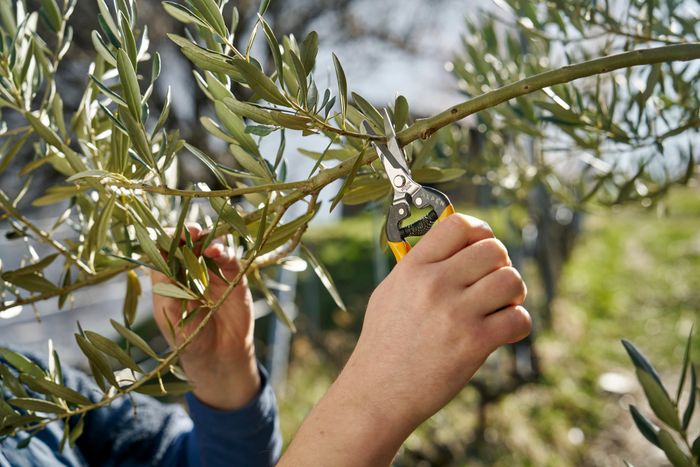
[183,350,261,410]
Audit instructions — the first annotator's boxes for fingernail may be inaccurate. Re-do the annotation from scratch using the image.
[204,243,224,258]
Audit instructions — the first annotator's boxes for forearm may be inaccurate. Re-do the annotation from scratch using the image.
[279,360,414,467]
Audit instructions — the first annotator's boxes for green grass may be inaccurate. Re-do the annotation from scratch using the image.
[279,185,700,465]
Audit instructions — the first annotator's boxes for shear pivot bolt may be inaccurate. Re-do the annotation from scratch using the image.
[393,175,406,188]
[398,208,405,215]
[415,197,423,206]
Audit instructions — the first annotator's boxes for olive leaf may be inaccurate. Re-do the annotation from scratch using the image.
[332,53,348,123]
[301,243,347,312]
[123,270,141,327]
[110,319,160,360]
[9,398,67,414]
[230,59,289,107]
[19,375,92,406]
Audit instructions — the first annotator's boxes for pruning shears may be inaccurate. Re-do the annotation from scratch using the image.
[364,110,455,262]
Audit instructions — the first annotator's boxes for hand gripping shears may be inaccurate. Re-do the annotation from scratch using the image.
[364,110,455,262]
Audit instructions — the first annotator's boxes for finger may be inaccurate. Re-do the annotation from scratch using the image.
[443,238,511,286]
[184,223,203,242]
[203,241,242,280]
[408,214,494,264]
[150,268,170,285]
[483,305,532,345]
[463,266,527,316]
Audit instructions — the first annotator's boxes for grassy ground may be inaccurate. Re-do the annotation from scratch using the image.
[277,184,700,466]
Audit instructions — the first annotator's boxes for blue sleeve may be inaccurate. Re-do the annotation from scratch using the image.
[168,365,282,467]
[63,357,281,467]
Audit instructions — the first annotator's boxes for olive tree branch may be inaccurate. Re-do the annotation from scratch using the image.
[104,179,314,198]
[0,190,94,275]
[9,205,291,435]
[396,43,700,145]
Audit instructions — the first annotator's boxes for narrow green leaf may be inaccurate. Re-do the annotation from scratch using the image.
[152,282,197,300]
[289,51,308,106]
[676,326,693,404]
[222,97,275,125]
[182,247,208,291]
[260,17,283,83]
[168,34,241,77]
[24,112,63,148]
[190,0,228,37]
[214,101,259,156]
[341,178,390,205]
[31,185,84,206]
[96,0,120,46]
[84,331,142,373]
[1,253,58,280]
[0,349,45,379]
[19,375,92,406]
[210,197,251,241]
[229,144,271,180]
[330,150,364,213]
[251,199,270,254]
[622,340,667,391]
[637,370,681,431]
[269,111,311,130]
[39,0,62,32]
[0,134,31,175]
[185,143,229,187]
[75,334,119,388]
[116,49,141,121]
[682,365,696,430]
[629,405,660,447]
[258,0,271,15]
[230,59,289,106]
[69,415,85,447]
[123,270,141,327]
[300,31,318,76]
[110,319,159,360]
[58,268,71,310]
[394,95,409,131]
[133,223,171,275]
[246,125,276,137]
[98,13,121,48]
[301,243,346,311]
[258,209,317,254]
[332,53,347,122]
[3,272,59,294]
[352,92,382,129]
[95,194,117,249]
[133,380,194,396]
[692,436,700,457]
[121,106,155,166]
[658,429,693,467]
[162,2,209,28]
[255,273,296,332]
[119,11,138,65]
[9,398,67,414]
[299,147,357,162]
[0,363,28,397]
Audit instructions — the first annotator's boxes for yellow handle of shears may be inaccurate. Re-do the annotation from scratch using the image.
[388,204,455,262]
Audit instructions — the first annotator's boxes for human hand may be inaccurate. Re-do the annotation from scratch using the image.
[280,214,531,466]
[150,224,260,410]
[342,213,530,429]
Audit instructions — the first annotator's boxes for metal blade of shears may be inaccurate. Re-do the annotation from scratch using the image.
[362,120,411,190]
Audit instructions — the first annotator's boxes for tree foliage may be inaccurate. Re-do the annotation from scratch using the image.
[0,0,698,445]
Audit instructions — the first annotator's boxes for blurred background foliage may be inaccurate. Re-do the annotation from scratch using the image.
[0,0,698,464]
